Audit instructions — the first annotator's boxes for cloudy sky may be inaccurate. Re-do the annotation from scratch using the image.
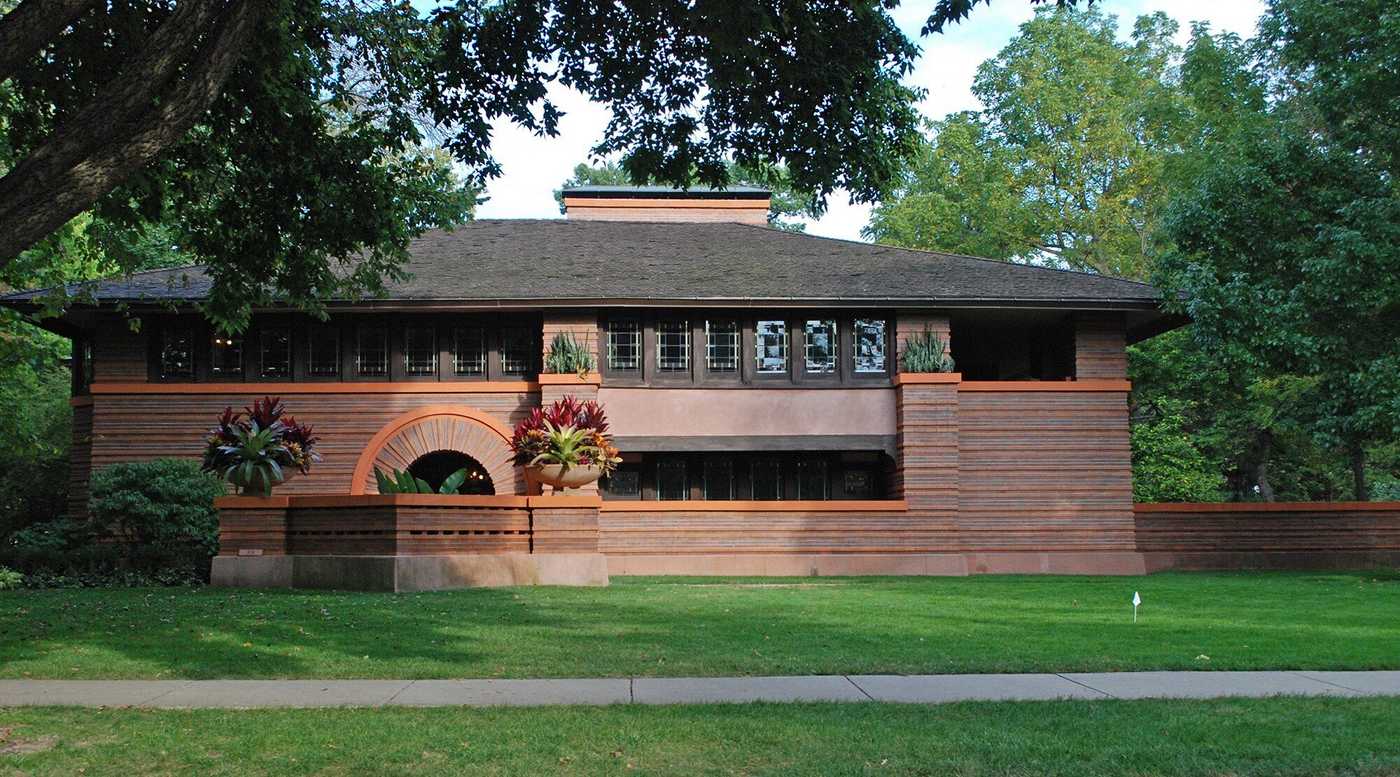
[468,0,1266,240]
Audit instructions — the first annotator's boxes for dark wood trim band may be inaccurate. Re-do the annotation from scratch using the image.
[90,381,540,395]
[598,499,908,513]
[614,435,898,455]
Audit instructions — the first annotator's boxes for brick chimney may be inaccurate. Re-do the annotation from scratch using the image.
[561,185,771,224]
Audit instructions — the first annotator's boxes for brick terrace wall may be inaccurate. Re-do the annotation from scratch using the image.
[956,385,1135,554]
[67,400,94,519]
[1135,502,1400,570]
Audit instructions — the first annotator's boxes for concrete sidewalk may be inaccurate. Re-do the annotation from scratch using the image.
[3,671,1398,709]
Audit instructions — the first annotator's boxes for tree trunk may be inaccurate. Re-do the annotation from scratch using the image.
[1250,429,1275,502]
[1349,443,1369,502]
[0,0,100,82]
[0,0,266,267]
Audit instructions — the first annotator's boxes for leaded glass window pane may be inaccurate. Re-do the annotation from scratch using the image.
[306,325,340,377]
[260,328,291,378]
[603,468,641,497]
[500,327,535,376]
[804,319,837,374]
[754,320,788,374]
[853,319,888,373]
[705,321,739,372]
[356,325,389,376]
[404,325,437,376]
[656,320,690,372]
[607,320,641,371]
[751,459,783,501]
[703,459,734,500]
[656,459,688,501]
[210,333,243,377]
[160,328,195,378]
[797,459,830,500]
[452,327,487,376]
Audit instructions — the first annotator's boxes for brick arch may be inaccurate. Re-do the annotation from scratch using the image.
[350,406,523,495]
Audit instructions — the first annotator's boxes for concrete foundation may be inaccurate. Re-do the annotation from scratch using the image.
[212,553,610,591]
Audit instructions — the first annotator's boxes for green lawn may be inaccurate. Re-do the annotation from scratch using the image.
[4,571,1397,680]
[3,697,1400,775]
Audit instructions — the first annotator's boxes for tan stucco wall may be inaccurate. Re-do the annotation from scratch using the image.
[598,387,897,438]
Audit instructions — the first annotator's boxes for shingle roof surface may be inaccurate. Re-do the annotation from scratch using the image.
[2,219,1161,306]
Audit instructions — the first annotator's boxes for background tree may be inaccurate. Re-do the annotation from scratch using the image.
[865,8,1183,279]
[0,0,1083,329]
[554,161,815,231]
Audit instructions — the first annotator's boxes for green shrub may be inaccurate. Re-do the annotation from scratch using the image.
[1131,404,1227,503]
[0,566,21,590]
[899,326,955,373]
[544,332,596,376]
[88,459,226,572]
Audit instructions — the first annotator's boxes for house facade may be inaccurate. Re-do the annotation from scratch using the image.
[4,186,1181,581]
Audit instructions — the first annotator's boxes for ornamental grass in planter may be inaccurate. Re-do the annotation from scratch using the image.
[201,396,321,496]
[511,396,620,489]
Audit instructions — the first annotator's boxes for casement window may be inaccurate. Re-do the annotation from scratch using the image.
[159,327,196,379]
[73,338,94,395]
[702,458,735,500]
[843,469,874,499]
[356,324,389,377]
[754,320,789,375]
[499,327,535,376]
[210,332,243,378]
[306,325,340,377]
[602,466,641,499]
[803,319,837,374]
[452,327,487,376]
[656,320,690,372]
[259,329,292,378]
[403,325,437,376]
[797,459,830,500]
[606,320,641,373]
[751,458,783,501]
[852,319,888,374]
[655,458,689,501]
[704,320,740,373]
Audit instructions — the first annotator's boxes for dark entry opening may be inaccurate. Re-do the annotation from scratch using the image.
[407,450,495,495]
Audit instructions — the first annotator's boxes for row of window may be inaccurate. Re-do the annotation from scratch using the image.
[602,453,887,501]
[152,318,540,381]
[602,316,890,384]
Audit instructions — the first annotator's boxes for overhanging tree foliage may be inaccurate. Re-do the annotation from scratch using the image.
[0,0,1081,330]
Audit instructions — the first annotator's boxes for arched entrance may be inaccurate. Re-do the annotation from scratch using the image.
[350,406,523,495]
[406,450,495,495]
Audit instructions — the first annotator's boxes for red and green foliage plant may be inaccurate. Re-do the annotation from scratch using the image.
[510,396,620,476]
[201,397,321,496]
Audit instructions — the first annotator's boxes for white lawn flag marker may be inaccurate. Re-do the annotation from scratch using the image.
[1132,591,1142,623]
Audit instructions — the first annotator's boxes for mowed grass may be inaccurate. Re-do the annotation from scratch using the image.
[3,697,1400,776]
[2,571,1397,680]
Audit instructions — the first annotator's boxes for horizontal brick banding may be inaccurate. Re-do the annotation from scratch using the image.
[957,389,1134,552]
[598,510,959,555]
[1135,503,1400,554]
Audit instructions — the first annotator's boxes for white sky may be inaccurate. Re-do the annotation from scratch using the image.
[468,0,1267,241]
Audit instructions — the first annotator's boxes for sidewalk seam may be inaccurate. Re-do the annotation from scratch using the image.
[134,681,192,707]
[383,680,416,707]
[843,675,875,701]
[629,677,635,704]
[1056,674,1115,699]
[1289,671,1364,695]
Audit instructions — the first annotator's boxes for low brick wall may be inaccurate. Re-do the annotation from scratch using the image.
[216,494,601,558]
[1135,502,1400,571]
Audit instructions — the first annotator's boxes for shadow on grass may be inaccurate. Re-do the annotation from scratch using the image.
[2,571,1398,679]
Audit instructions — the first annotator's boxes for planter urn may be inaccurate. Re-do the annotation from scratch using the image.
[527,463,602,490]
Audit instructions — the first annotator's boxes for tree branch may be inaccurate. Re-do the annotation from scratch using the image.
[0,0,266,266]
[0,0,99,82]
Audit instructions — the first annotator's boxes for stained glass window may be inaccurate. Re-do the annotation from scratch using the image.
[852,319,887,373]
[259,328,291,378]
[404,326,437,376]
[452,327,487,376]
[607,320,641,371]
[656,458,688,500]
[160,328,195,378]
[703,458,734,500]
[804,319,837,374]
[751,458,783,500]
[210,332,243,377]
[500,327,535,376]
[754,320,788,374]
[306,325,340,377]
[705,321,739,372]
[356,325,389,376]
[797,459,830,500]
[656,320,690,372]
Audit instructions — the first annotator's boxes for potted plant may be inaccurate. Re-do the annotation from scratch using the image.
[900,325,956,372]
[510,396,620,489]
[201,397,321,496]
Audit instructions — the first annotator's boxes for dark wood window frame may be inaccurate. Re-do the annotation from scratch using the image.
[149,313,543,384]
[597,311,893,388]
[601,451,890,502]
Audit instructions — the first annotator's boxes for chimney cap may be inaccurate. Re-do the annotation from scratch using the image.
[560,184,771,200]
